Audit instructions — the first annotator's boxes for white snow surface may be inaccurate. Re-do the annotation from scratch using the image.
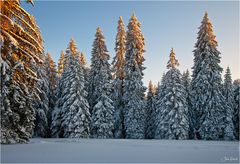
[1,138,239,163]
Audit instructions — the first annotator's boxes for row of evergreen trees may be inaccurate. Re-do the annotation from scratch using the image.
[1,1,239,144]
[40,13,240,141]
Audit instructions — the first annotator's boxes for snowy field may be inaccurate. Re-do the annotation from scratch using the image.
[1,138,239,163]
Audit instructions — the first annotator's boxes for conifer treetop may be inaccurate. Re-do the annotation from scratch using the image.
[68,38,78,55]
[57,50,65,77]
[195,12,218,49]
[113,16,126,80]
[63,38,81,70]
[46,52,56,70]
[148,80,154,94]
[58,50,65,64]
[233,79,240,86]
[167,48,179,69]
[92,27,109,61]
[119,16,123,22]
[224,66,232,82]
[46,52,53,61]
[60,50,65,59]
[79,52,87,66]
[126,13,145,66]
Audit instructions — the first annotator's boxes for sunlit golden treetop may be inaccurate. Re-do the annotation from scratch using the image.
[57,50,65,77]
[167,48,179,69]
[195,11,218,49]
[148,80,156,95]
[125,13,145,72]
[68,38,78,55]
[112,16,126,80]
[79,52,87,66]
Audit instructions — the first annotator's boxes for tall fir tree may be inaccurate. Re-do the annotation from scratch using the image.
[61,51,90,138]
[57,50,65,78]
[89,27,115,138]
[233,79,240,140]
[1,0,44,143]
[88,28,112,112]
[112,16,126,138]
[51,39,80,137]
[146,80,156,139]
[44,53,57,136]
[190,12,234,140]
[223,67,236,140]
[52,39,90,138]
[153,75,165,138]
[223,67,234,109]
[155,48,189,139]
[123,14,146,139]
[182,70,194,139]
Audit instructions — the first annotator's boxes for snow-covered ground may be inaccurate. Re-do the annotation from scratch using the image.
[1,138,239,163]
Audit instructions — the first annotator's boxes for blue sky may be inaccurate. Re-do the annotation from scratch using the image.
[22,1,239,85]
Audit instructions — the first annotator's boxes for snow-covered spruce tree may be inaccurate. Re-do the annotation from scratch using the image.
[153,79,164,138]
[182,70,194,139]
[61,56,90,138]
[112,16,126,138]
[154,48,189,140]
[1,0,44,143]
[146,80,157,139]
[223,67,234,109]
[222,67,236,140]
[123,14,146,139]
[91,94,115,138]
[155,73,166,107]
[190,12,234,140]
[51,76,64,137]
[89,27,115,138]
[78,52,90,93]
[57,50,65,78]
[233,79,240,140]
[33,55,49,138]
[51,50,69,137]
[51,40,72,137]
[44,53,57,134]
[51,39,91,138]
[88,27,112,111]
[59,39,90,138]
[51,40,70,136]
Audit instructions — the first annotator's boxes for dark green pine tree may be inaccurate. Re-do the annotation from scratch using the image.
[190,12,234,140]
